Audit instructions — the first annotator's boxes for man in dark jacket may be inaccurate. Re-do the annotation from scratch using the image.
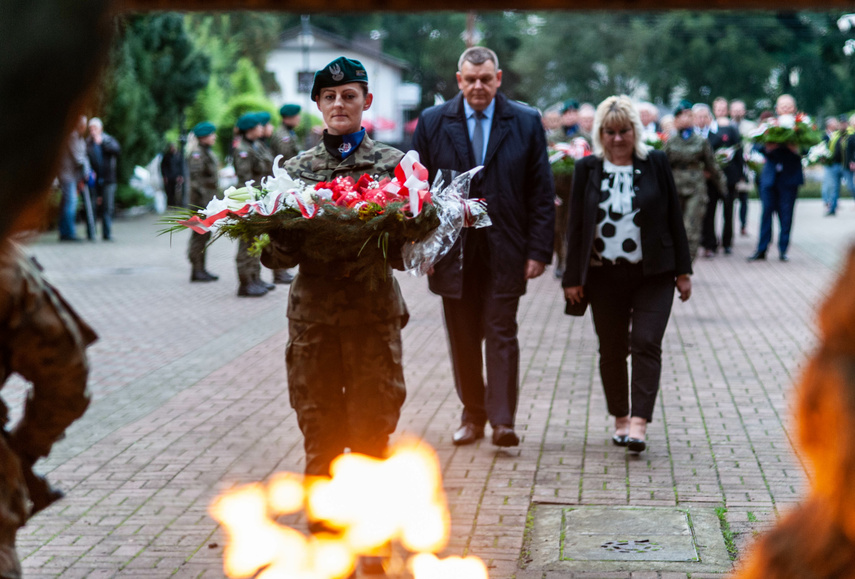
[86,118,121,241]
[412,46,554,448]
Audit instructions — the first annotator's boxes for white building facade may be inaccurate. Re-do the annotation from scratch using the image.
[266,24,419,145]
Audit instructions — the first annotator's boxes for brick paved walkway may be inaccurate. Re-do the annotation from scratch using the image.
[6,199,855,578]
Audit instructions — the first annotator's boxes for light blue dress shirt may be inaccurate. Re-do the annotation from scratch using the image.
[463,98,495,165]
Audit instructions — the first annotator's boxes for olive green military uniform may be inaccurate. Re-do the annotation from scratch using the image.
[261,135,407,477]
[0,241,96,578]
[546,128,591,275]
[269,126,301,283]
[663,133,725,260]
[187,144,219,276]
[233,136,273,286]
[270,126,300,161]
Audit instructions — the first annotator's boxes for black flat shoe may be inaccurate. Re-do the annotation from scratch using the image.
[611,434,629,447]
[627,438,647,453]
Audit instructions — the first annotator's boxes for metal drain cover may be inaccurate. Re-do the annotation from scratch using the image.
[601,539,662,553]
[526,506,732,573]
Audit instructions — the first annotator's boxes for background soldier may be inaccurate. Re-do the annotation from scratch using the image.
[0,240,96,578]
[663,100,725,261]
[187,121,219,283]
[268,103,302,285]
[233,113,274,297]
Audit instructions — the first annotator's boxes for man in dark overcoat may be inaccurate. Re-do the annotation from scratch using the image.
[412,46,554,448]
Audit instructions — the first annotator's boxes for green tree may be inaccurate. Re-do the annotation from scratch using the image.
[98,13,210,182]
[230,57,266,98]
[217,94,278,159]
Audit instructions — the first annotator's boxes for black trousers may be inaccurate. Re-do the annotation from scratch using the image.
[586,263,675,422]
[702,182,736,251]
[441,230,520,428]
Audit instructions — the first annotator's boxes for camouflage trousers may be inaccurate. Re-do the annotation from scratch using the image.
[187,231,211,269]
[286,318,406,477]
[0,437,26,579]
[235,239,260,281]
[679,191,708,261]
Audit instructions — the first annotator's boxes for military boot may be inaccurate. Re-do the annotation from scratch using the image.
[256,272,276,291]
[237,276,268,297]
[191,267,218,282]
[273,269,294,284]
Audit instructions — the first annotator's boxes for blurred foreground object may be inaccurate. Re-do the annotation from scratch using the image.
[210,441,488,579]
[0,0,112,242]
[732,246,855,578]
[0,240,98,578]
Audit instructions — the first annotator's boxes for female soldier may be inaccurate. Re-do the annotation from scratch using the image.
[261,57,407,480]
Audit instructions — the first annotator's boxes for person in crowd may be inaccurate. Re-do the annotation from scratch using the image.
[823,115,855,217]
[729,99,756,136]
[729,100,756,237]
[659,114,675,138]
[186,121,220,283]
[732,247,855,579]
[578,103,596,135]
[233,113,274,297]
[85,117,120,241]
[268,103,303,285]
[250,110,287,288]
[0,232,97,577]
[663,100,724,260]
[56,115,90,242]
[562,96,692,453]
[542,109,561,133]
[413,46,554,448]
[748,94,804,262]
[549,98,588,144]
[160,142,184,208]
[699,101,744,256]
[639,102,660,134]
[260,57,407,485]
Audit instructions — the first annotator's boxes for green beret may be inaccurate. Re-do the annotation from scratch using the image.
[561,99,580,113]
[191,121,216,137]
[311,57,368,102]
[674,99,693,116]
[255,111,272,125]
[236,113,260,131]
[280,103,301,117]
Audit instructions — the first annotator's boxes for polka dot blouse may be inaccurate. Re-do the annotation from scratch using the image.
[593,160,642,264]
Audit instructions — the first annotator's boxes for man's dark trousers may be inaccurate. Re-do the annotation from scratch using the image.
[441,229,519,429]
[757,180,798,255]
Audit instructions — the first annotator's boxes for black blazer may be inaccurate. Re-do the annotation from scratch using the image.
[561,150,693,288]
[413,92,555,299]
[709,125,745,186]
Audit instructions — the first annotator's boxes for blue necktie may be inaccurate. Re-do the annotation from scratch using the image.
[472,111,485,165]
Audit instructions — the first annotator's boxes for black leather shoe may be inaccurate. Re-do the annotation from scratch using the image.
[492,425,520,447]
[612,434,629,447]
[779,254,789,262]
[627,438,647,453]
[452,423,484,446]
[746,251,766,262]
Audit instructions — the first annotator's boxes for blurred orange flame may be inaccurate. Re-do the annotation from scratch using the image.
[209,440,487,578]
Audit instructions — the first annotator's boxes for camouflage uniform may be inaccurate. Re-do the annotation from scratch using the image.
[547,127,591,274]
[187,143,219,279]
[663,133,724,260]
[270,125,300,161]
[268,126,301,284]
[0,241,96,578]
[233,136,274,290]
[261,135,407,477]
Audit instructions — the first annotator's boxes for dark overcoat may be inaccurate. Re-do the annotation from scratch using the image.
[412,92,555,299]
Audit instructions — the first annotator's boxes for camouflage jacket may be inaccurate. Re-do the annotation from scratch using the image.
[234,137,273,188]
[262,136,407,326]
[187,145,219,208]
[0,241,96,463]
[547,126,592,147]
[663,132,725,200]
[270,126,300,162]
